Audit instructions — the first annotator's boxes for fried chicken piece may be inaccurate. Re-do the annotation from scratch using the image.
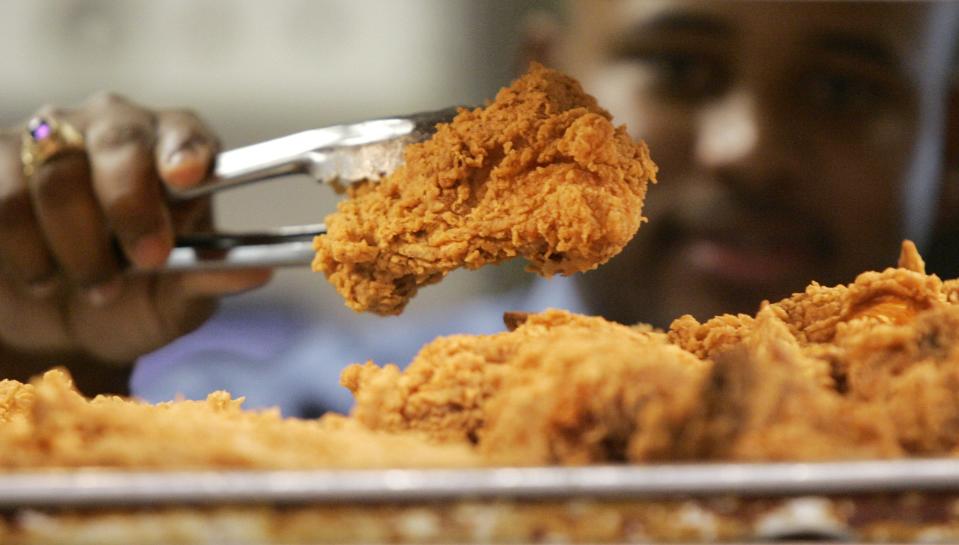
[678,307,901,461]
[669,305,847,404]
[342,309,674,447]
[480,332,706,465]
[349,308,776,465]
[670,242,947,356]
[342,333,516,443]
[774,241,944,343]
[897,239,927,273]
[0,369,480,469]
[668,313,756,361]
[831,305,959,454]
[666,241,959,458]
[944,278,959,304]
[313,63,656,315]
[350,242,958,464]
[761,241,947,399]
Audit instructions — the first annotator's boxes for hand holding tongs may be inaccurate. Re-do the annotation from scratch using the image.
[160,107,461,271]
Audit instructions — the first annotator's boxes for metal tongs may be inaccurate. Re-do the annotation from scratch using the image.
[161,107,462,271]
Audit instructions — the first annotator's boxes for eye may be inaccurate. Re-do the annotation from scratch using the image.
[612,45,729,103]
[800,70,892,114]
[641,52,728,102]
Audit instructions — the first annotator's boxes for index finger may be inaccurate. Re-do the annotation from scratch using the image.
[155,110,219,189]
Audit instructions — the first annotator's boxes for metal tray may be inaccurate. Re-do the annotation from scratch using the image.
[5,460,959,543]
[3,459,959,507]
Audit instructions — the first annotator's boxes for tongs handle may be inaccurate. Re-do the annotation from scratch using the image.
[162,224,326,271]
[166,123,402,202]
[178,154,307,201]
[168,107,462,202]
[157,106,463,271]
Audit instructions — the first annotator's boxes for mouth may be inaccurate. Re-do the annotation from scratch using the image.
[684,236,817,289]
[659,215,835,293]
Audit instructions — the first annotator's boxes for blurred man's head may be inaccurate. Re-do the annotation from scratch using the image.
[550,0,958,326]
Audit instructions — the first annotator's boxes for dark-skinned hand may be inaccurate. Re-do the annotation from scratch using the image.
[0,93,271,386]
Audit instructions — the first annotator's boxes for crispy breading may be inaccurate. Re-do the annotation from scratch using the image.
[773,241,943,343]
[313,63,656,315]
[831,305,959,454]
[898,239,927,273]
[480,332,706,465]
[5,242,959,470]
[342,309,667,445]
[0,369,479,469]
[668,313,755,361]
[341,334,516,443]
[347,241,959,463]
[670,242,947,356]
[666,240,959,457]
[677,307,901,461]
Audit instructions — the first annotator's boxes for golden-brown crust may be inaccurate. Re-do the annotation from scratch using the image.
[313,63,656,315]
[480,332,706,465]
[898,239,926,273]
[5,241,959,469]
[832,304,959,455]
[346,240,959,463]
[0,369,480,469]
[667,312,756,361]
[343,309,664,446]
[677,308,901,461]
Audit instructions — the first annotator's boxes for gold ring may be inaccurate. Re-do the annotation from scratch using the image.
[21,116,85,177]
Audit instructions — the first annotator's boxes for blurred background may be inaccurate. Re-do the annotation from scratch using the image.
[0,0,556,319]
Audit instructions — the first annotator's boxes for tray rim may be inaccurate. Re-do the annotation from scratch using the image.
[3,458,959,507]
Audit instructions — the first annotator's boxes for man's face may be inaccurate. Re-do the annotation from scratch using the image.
[562,0,931,326]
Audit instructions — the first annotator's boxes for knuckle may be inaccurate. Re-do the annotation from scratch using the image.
[167,108,201,122]
[62,249,118,286]
[35,104,66,120]
[106,188,155,229]
[75,269,115,288]
[161,110,217,146]
[87,90,127,108]
[88,121,155,153]
[31,163,82,205]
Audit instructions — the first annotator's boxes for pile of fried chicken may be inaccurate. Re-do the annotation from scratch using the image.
[344,241,959,464]
[4,242,959,468]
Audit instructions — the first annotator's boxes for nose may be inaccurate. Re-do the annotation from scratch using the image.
[695,88,800,196]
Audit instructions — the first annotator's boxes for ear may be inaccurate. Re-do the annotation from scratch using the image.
[515,10,564,71]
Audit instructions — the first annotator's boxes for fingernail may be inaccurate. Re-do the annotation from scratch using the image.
[84,278,123,307]
[27,277,60,298]
[163,148,207,188]
[131,232,171,269]
[167,149,195,167]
